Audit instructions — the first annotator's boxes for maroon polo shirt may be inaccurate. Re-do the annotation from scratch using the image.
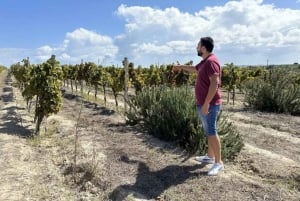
[195,54,222,106]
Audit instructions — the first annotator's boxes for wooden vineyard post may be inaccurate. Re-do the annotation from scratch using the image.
[123,57,129,113]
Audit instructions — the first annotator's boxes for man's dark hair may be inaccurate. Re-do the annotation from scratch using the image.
[200,37,214,52]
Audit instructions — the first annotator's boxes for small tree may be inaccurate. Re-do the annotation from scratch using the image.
[22,55,63,135]
[107,66,124,108]
[99,67,112,106]
[222,63,240,105]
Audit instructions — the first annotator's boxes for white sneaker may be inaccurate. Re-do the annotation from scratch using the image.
[195,155,215,164]
[207,163,224,176]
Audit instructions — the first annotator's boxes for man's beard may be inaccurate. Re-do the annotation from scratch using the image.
[197,51,203,57]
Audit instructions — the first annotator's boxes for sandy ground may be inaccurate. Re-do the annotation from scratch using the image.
[0,70,299,201]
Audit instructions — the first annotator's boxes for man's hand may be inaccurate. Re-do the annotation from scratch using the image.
[172,65,182,72]
[201,102,209,115]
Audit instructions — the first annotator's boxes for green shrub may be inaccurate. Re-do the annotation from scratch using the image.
[217,112,244,161]
[125,85,244,161]
[243,68,300,115]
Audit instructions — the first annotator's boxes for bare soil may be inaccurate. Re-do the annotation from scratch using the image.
[0,70,299,201]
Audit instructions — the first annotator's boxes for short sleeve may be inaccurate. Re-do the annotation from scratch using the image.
[206,61,220,77]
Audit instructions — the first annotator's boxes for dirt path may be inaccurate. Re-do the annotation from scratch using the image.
[0,71,78,200]
[0,70,299,201]
[0,70,36,200]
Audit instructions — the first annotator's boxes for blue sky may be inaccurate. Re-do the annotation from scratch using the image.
[1,0,300,67]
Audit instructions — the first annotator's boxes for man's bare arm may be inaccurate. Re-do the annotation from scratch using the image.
[173,65,197,73]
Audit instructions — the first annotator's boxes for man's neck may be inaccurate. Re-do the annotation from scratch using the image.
[202,52,212,60]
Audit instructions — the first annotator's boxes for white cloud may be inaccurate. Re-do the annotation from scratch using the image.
[115,0,300,66]
[34,28,119,65]
[36,45,55,61]
[0,28,119,66]
[114,4,205,65]
[0,48,33,66]
[1,0,300,67]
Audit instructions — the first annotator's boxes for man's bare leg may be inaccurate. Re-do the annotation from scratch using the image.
[207,138,215,158]
[208,135,222,163]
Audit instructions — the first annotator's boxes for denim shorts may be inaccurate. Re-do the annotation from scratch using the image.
[196,105,221,136]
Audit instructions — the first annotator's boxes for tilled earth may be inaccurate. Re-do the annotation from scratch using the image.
[0,70,299,201]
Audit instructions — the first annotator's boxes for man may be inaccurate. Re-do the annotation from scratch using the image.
[173,37,223,176]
